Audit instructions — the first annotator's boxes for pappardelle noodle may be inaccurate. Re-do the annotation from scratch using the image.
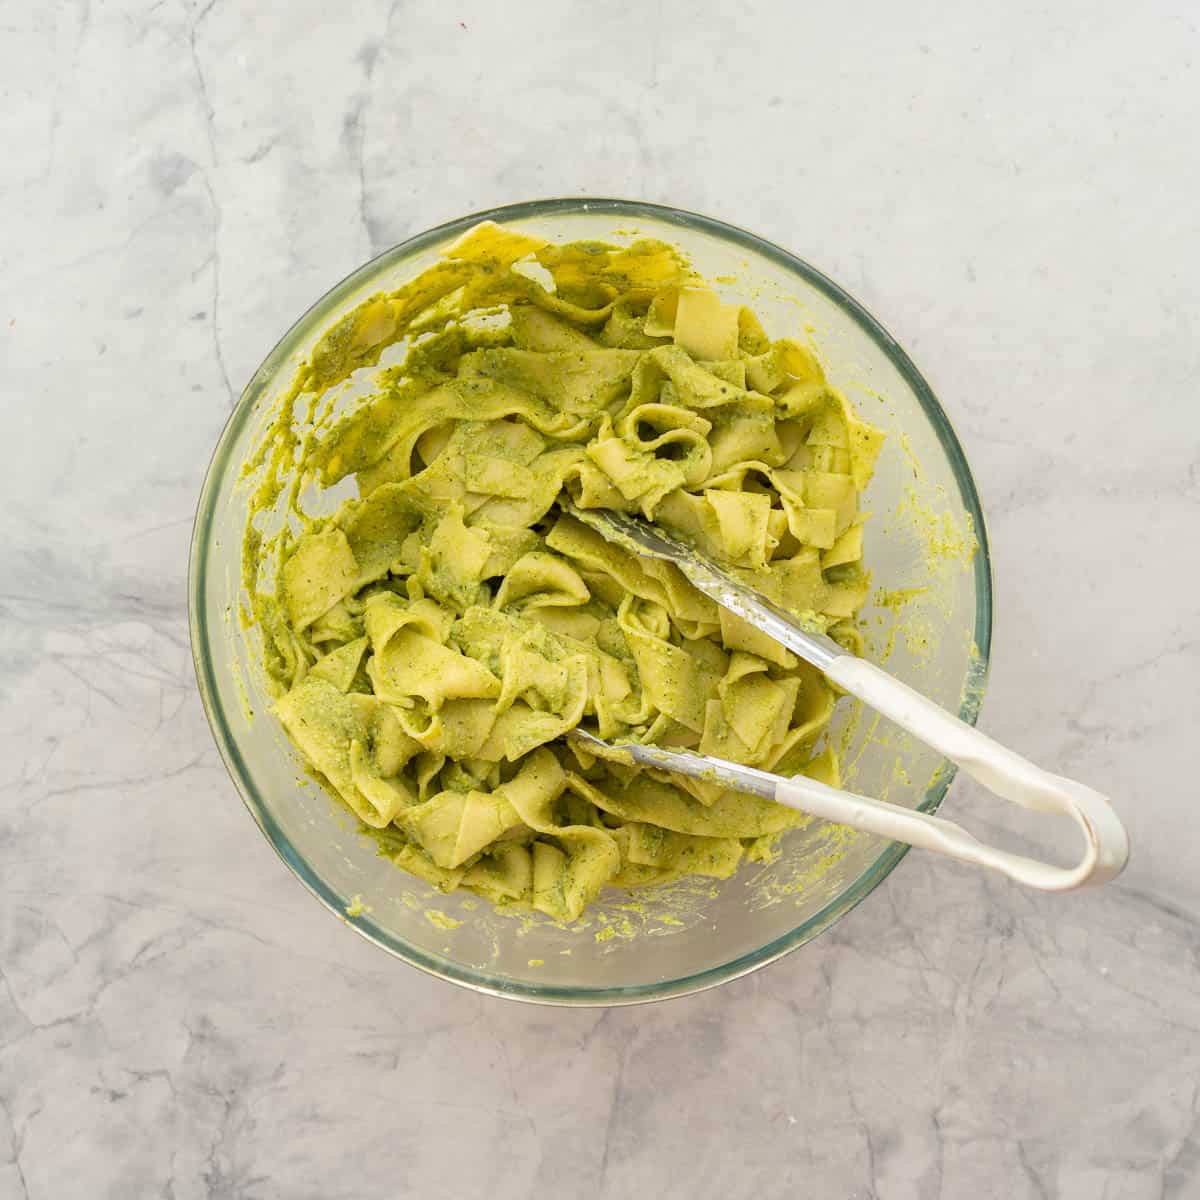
[244,222,884,922]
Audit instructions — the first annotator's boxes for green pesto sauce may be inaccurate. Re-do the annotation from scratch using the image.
[238,221,886,923]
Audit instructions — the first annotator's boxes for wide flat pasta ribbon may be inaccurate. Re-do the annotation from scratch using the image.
[255,224,885,919]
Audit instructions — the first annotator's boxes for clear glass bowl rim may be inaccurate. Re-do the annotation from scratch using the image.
[188,197,993,1007]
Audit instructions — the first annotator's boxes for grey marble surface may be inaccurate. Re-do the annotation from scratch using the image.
[3,1,1200,1197]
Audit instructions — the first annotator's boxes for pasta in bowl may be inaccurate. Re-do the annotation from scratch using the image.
[191,200,990,1003]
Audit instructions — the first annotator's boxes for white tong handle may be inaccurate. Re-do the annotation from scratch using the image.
[573,506,1129,890]
[786,657,1128,890]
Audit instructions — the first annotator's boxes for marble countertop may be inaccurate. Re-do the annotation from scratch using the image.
[4,2,1199,1196]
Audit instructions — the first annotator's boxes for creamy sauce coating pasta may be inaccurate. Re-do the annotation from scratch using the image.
[244,223,884,921]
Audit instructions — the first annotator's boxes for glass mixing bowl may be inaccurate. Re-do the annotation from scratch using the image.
[189,199,991,1005]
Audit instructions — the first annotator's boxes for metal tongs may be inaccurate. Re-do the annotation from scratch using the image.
[568,507,1129,891]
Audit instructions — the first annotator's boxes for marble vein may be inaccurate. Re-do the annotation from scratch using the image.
[186,0,234,408]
